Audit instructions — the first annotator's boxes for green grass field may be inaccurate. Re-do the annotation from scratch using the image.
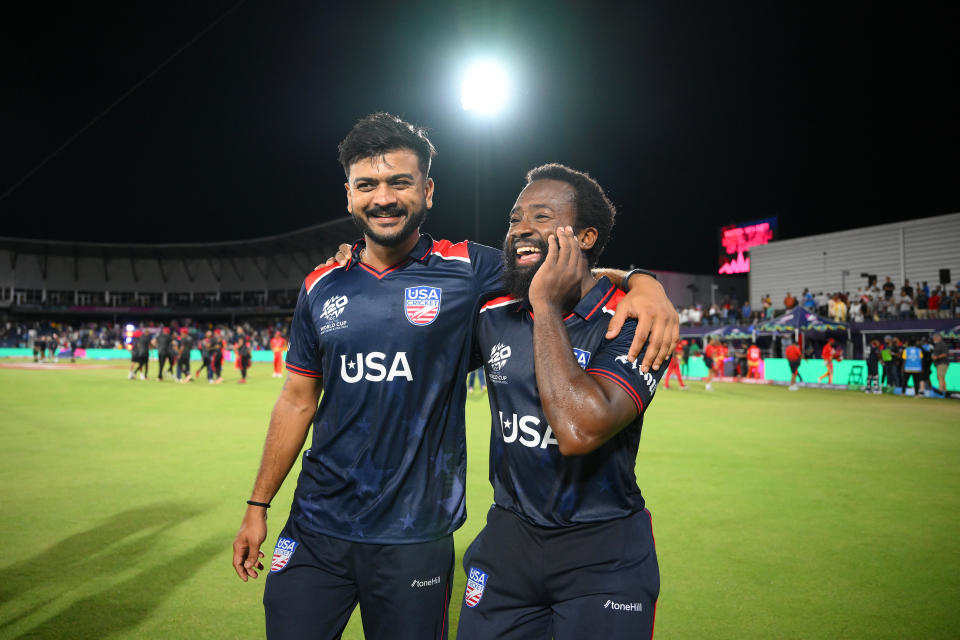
[1,361,958,639]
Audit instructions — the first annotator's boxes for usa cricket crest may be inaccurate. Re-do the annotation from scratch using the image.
[270,537,298,573]
[464,567,488,608]
[404,286,442,326]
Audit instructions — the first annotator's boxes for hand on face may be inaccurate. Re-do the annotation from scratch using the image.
[528,226,584,311]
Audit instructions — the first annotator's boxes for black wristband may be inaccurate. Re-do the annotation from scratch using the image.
[246,500,271,509]
[622,268,657,290]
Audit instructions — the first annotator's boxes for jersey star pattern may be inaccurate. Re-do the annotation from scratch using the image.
[285,234,503,544]
[476,277,664,528]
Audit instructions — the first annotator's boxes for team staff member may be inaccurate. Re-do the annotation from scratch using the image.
[459,166,663,638]
[231,113,679,640]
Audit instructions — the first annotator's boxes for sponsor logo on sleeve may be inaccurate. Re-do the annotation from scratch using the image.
[603,599,643,612]
[464,567,488,608]
[270,537,298,573]
[404,286,442,326]
[614,354,659,395]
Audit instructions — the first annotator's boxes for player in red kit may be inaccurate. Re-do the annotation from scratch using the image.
[703,337,721,391]
[663,339,687,389]
[746,343,762,379]
[818,338,838,384]
[269,332,286,378]
[785,341,802,390]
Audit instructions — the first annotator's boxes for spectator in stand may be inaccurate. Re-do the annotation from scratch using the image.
[762,294,773,319]
[915,288,929,319]
[882,276,896,300]
[921,281,930,297]
[802,289,815,312]
[927,288,940,320]
[783,292,798,310]
[708,304,719,326]
[931,333,949,394]
[849,297,864,323]
[689,304,703,326]
[815,291,828,316]
[902,279,914,299]
[943,289,956,318]
[785,340,802,390]
[827,295,838,321]
[898,291,913,320]
[834,294,847,322]
[741,299,751,323]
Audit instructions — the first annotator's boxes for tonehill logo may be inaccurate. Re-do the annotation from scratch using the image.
[410,576,441,588]
[614,354,659,395]
[603,599,643,612]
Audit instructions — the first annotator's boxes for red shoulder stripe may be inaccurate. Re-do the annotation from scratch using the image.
[602,288,627,312]
[480,295,520,312]
[430,239,471,261]
[304,263,340,295]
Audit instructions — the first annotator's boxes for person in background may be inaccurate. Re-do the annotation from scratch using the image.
[703,337,720,391]
[785,340,802,390]
[931,333,949,395]
[467,367,486,393]
[269,331,287,378]
[154,327,173,381]
[235,328,252,384]
[865,339,881,393]
[817,338,838,384]
[783,292,797,309]
[746,342,762,379]
[901,339,925,395]
[176,327,194,383]
[663,339,687,390]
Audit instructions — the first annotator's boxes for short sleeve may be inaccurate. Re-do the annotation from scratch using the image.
[584,320,665,415]
[285,285,323,379]
[468,242,505,295]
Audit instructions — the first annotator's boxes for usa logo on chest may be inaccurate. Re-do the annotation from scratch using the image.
[404,286,442,326]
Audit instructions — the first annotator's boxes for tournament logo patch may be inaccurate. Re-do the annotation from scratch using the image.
[573,348,591,368]
[464,567,488,608]
[404,286,442,326]
[270,537,298,573]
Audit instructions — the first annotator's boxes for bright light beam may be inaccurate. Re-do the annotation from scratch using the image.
[461,61,509,115]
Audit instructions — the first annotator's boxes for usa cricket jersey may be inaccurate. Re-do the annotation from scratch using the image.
[476,277,664,528]
[285,234,504,544]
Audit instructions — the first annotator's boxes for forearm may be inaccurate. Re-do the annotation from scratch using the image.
[248,385,318,502]
[531,301,619,456]
[592,268,655,292]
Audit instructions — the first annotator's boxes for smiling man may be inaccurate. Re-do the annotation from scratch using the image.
[459,165,663,639]
[231,114,676,640]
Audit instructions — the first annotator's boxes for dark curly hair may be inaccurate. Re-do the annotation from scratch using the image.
[338,112,437,178]
[524,163,616,267]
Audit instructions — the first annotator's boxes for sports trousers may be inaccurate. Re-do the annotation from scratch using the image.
[456,506,659,640]
[263,516,454,640]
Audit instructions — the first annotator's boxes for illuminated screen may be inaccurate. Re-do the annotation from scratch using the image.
[718,217,777,274]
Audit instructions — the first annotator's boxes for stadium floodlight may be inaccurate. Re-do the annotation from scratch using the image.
[461,61,509,115]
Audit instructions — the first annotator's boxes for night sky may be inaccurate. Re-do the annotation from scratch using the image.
[2,1,957,274]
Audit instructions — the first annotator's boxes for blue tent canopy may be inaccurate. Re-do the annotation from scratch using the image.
[706,325,756,340]
[938,325,960,339]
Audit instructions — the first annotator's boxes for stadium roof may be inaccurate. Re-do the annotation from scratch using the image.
[0,217,358,260]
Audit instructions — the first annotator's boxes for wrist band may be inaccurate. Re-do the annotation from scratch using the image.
[246,500,271,508]
[622,268,657,290]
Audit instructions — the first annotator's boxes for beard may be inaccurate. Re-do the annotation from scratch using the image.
[502,235,548,300]
[351,202,428,248]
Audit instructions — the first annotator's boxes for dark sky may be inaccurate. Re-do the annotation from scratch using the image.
[2,1,957,273]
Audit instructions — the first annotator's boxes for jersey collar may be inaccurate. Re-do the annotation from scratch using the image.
[517,276,617,321]
[345,233,435,270]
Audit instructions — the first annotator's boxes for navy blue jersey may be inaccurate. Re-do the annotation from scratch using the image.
[285,234,504,544]
[476,277,664,528]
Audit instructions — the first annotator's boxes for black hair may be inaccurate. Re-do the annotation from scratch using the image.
[524,163,616,267]
[338,112,437,178]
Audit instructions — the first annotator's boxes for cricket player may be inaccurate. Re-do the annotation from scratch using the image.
[458,164,663,639]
